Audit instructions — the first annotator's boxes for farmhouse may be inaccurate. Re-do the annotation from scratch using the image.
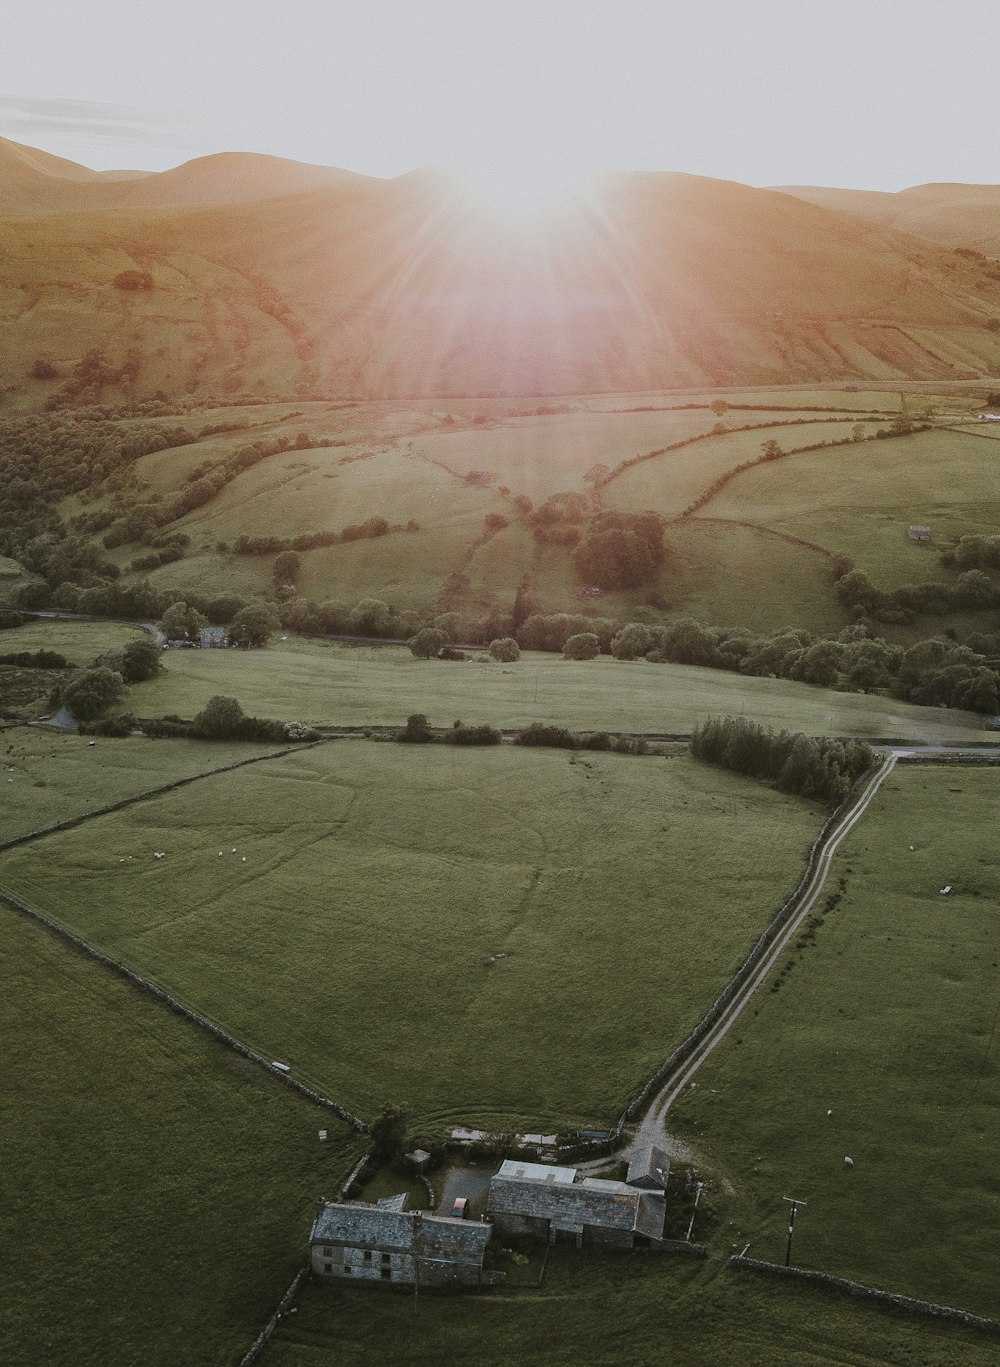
[310,1196,491,1288]
[199,626,226,648]
[907,525,931,542]
[487,1158,667,1249]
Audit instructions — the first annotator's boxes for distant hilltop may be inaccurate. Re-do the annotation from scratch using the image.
[3,136,1000,406]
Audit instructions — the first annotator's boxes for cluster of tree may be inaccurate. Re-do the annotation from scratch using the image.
[188,694,315,742]
[572,510,667,590]
[527,491,590,545]
[0,649,69,669]
[158,599,280,648]
[894,638,1000,713]
[515,722,648,754]
[397,713,500,745]
[690,716,875,805]
[942,534,1000,571]
[835,567,999,623]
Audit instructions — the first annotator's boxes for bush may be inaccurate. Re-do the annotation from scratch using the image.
[439,646,466,661]
[488,637,521,662]
[516,722,578,749]
[399,713,433,743]
[563,632,600,660]
[60,666,127,721]
[447,722,502,745]
[409,627,446,659]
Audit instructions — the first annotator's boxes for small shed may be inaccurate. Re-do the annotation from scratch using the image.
[405,1148,431,1174]
[626,1143,671,1192]
[907,525,931,542]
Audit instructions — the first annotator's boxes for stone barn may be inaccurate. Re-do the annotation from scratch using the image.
[310,1195,491,1288]
[487,1159,666,1249]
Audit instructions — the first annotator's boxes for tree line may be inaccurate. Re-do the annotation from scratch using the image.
[690,716,875,805]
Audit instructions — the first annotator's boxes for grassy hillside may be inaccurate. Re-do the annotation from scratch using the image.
[6,150,1000,412]
[668,763,1000,1317]
[0,744,826,1130]
[0,907,360,1367]
[781,180,1000,256]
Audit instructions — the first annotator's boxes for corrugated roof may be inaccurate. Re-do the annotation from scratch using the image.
[496,1159,577,1185]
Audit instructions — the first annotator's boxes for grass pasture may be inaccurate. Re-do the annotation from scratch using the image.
[668,763,1000,1317]
[124,635,990,742]
[706,427,1000,588]
[0,731,278,844]
[0,743,827,1130]
[266,1251,1000,1367]
[0,616,148,663]
[0,907,360,1367]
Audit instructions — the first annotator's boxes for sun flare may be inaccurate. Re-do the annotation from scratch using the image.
[450,157,587,222]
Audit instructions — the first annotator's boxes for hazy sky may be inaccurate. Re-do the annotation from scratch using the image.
[1,0,997,193]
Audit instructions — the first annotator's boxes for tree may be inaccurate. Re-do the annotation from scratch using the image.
[850,423,866,443]
[760,439,783,460]
[369,1103,407,1167]
[227,602,280,648]
[399,713,433,742]
[118,636,162,682]
[563,632,600,661]
[408,627,446,659]
[159,600,206,642]
[192,695,246,739]
[488,637,521,662]
[272,550,301,588]
[710,399,728,417]
[611,623,653,661]
[61,666,127,721]
[573,528,655,590]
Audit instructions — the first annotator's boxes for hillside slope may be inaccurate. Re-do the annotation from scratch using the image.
[4,144,1000,404]
[778,181,1000,255]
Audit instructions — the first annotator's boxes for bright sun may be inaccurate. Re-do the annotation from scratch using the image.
[449,156,587,221]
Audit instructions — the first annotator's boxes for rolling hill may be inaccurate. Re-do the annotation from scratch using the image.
[778,180,1000,255]
[4,141,1000,408]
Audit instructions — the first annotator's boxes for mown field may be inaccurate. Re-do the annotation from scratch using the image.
[0,906,360,1367]
[0,743,827,1130]
[125,635,989,741]
[266,1251,1000,1367]
[667,763,1000,1317]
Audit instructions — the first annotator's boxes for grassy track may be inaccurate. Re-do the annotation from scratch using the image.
[125,636,989,741]
[667,763,1000,1316]
[0,744,826,1130]
[265,1252,1000,1366]
[0,908,360,1367]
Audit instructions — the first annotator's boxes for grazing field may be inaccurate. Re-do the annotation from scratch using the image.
[0,743,827,1130]
[0,907,360,1367]
[125,636,990,742]
[0,617,148,663]
[667,763,1000,1317]
[265,1251,1000,1367]
[706,427,1000,588]
[0,731,279,843]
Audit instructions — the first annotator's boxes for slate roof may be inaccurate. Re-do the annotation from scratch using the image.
[489,1170,665,1240]
[310,1202,490,1263]
[626,1143,671,1191]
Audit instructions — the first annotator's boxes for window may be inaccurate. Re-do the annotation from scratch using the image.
[322,1246,333,1257]
[363,1250,372,1262]
[323,1262,333,1274]
[343,1266,352,1275]
[380,1266,391,1280]
[381,1252,391,1264]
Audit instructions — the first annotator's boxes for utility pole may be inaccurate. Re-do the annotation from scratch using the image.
[783,1196,807,1267]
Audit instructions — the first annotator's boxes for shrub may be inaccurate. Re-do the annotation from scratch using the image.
[439,646,466,661]
[60,666,127,721]
[488,637,521,662]
[399,713,433,743]
[448,722,502,745]
[563,632,600,660]
[516,722,578,749]
[409,627,446,659]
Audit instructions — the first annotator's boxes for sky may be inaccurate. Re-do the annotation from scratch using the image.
[1,0,998,196]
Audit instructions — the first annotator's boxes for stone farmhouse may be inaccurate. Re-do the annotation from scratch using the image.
[487,1151,669,1249]
[310,1194,491,1288]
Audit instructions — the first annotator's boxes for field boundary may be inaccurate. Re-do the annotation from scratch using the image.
[239,1266,310,1367]
[0,881,368,1132]
[0,740,328,857]
[729,1255,1000,1335]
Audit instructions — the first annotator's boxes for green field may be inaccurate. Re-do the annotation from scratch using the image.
[0,907,360,1367]
[705,427,1000,588]
[0,730,279,843]
[0,617,148,663]
[125,635,989,741]
[266,1251,1000,1367]
[0,743,826,1130]
[667,763,1000,1316]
